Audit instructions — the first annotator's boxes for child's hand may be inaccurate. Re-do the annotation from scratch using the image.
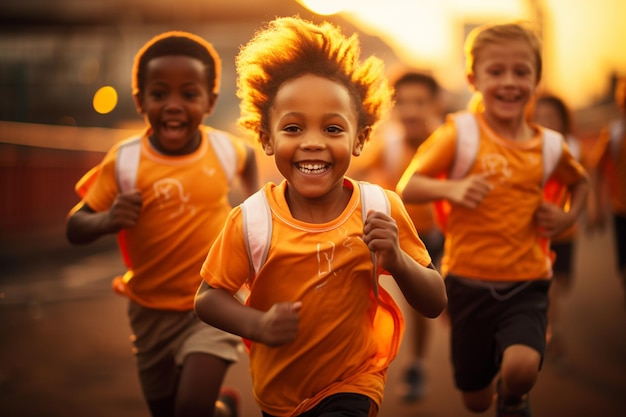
[363,211,402,273]
[257,301,302,347]
[450,173,492,208]
[107,190,142,232]
[535,201,572,238]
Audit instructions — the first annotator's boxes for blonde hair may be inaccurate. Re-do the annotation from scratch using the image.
[236,16,390,142]
[464,22,542,112]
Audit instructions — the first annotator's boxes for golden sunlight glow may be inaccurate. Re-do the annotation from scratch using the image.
[93,86,118,114]
[333,0,625,108]
[297,0,349,15]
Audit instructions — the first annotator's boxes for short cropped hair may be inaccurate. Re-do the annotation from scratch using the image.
[235,16,390,142]
[391,72,441,99]
[464,22,542,83]
[132,31,221,96]
[535,94,572,135]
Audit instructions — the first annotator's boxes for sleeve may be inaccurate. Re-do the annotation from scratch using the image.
[385,190,432,267]
[200,206,252,294]
[81,145,122,212]
[402,116,458,178]
[550,140,588,186]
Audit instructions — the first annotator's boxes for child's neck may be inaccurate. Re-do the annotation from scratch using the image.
[285,181,352,224]
[481,112,534,142]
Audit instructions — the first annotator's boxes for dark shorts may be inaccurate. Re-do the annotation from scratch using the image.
[262,393,375,417]
[445,275,550,392]
[614,213,626,270]
[551,240,574,278]
[421,228,444,265]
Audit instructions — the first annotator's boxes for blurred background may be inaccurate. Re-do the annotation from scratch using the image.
[1,1,625,416]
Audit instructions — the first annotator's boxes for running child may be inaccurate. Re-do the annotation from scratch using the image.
[194,16,446,417]
[66,31,259,417]
[397,22,588,417]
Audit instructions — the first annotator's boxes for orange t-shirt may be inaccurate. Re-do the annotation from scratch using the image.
[405,112,586,281]
[201,178,431,416]
[73,126,247,310]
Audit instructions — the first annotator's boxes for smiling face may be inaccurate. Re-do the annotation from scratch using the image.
[468,39,539,128]
[134,55,216,155]
[261,74,367,204]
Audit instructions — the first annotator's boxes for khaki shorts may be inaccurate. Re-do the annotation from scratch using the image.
[128,300,242,400]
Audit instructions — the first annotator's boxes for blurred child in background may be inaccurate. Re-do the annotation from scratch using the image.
[66,31,259,417]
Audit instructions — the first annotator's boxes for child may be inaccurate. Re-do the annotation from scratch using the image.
[193,16,446,417]
[587,75,626,305]
[66,31,259,417]
[348,71,446,402]
[397,22,589,417]
[532,94,584,360]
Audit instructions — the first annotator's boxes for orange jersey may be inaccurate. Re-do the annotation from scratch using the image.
[405,111,586,281]
[74,126,248,310]
[201,178,431,416]
[592,121,626,215]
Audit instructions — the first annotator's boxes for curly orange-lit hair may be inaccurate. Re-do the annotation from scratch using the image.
[132,31,221,97]
[236,16,390,142]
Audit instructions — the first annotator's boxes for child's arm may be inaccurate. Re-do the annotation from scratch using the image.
[398,171,492,208]
[535,175,590,238]
[239,145,260,198]
[66,191,142,245]
[194,281,302,347]
[362,211,447,318]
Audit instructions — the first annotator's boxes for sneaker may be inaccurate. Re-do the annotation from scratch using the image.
[496,379,531,417]
[401,363,426,402]
[217,387,240,417]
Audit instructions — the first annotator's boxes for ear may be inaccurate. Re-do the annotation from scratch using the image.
[259,130,274,155]
[466,73,476,92]
[133,93,144,115]
[204,93,218,116]
[353,126,370,157]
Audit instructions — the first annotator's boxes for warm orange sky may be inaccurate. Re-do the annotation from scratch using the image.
[299,0,625,109]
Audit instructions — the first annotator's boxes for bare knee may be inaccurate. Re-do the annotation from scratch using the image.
[462,386,493,413]
[500,344,540,397]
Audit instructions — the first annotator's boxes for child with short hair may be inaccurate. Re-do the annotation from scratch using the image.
[66,31,259,417]
[193,16,446,417]
[348,70,446,402]
[532,93,584,360]
[397,22,589,417]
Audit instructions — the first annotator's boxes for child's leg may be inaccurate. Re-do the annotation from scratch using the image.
[176,352,231,417]
[499,344,541,399]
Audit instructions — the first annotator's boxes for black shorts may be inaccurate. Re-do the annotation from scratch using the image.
[551,240,574,278]
[614,213,626,271]
[445,275,550,392]
[262,393,374,417]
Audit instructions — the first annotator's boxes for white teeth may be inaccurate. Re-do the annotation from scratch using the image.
[298,163,328,174]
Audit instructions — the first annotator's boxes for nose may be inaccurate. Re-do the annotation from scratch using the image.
[164,94,184,113]
[300,131,326,151]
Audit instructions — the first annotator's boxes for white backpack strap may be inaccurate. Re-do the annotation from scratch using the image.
[450,111,480,179]
[116,135,142,193]
[541,128,564,186]
[609,120,624,162]
[241,189,272,276]
[209,130,237,184]
[358,182,390,220]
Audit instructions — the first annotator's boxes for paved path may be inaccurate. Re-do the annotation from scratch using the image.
[1,226,625,417]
